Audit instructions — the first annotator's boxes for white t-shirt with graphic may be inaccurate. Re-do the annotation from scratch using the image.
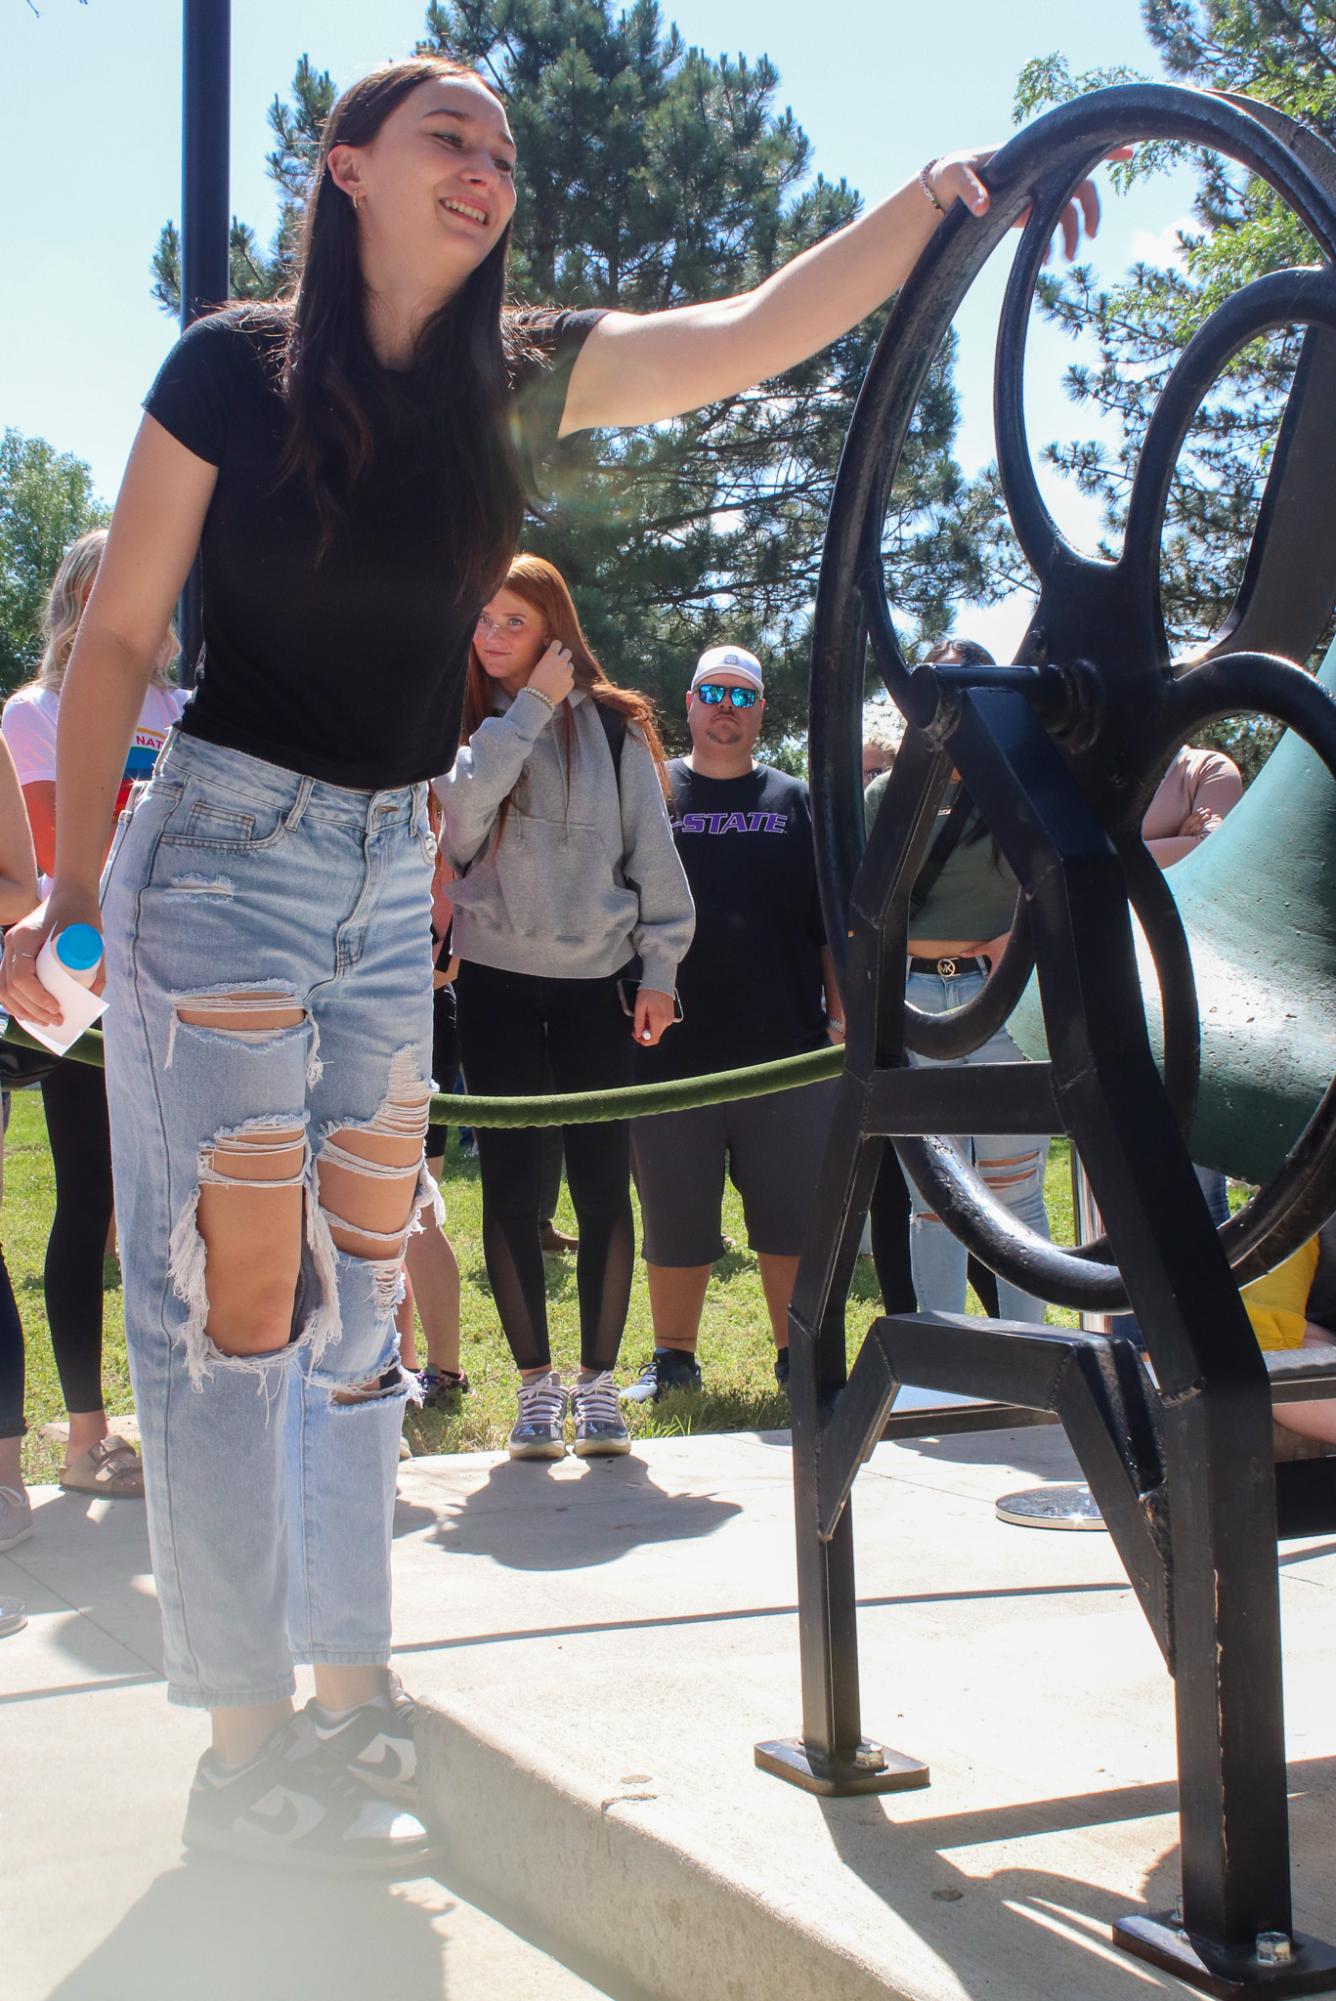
[2,680,187,891]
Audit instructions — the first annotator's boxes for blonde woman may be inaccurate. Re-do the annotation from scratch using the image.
[1,531,183,1501]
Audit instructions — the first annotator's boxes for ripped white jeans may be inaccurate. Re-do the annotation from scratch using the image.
[101,731,439,1708]
[903,967,1052,1324]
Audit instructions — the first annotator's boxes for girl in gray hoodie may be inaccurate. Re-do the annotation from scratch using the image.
[436,555,694,1459]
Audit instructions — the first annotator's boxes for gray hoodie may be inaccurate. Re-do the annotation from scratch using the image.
[434,685,695,996]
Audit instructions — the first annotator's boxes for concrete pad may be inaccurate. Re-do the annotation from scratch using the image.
[388,1430,1336,2001]
[0,1493,611,2001]
[6,1431,1334,2001]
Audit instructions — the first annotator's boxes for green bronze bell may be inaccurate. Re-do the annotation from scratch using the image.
[1010,641,1336,1185]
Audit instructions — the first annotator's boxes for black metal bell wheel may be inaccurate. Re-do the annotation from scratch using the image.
[810,82,1336,1311]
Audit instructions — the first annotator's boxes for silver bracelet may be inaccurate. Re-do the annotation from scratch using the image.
[524,684,557,711]
[919,160,946,215]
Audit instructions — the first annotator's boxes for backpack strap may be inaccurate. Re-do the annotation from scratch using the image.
[593,701,640,909]
[595,701,627,794]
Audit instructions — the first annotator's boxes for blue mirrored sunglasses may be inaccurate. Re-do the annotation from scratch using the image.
[695,682,759,708]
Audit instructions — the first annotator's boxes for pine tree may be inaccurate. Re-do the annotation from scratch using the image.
[1014,5,1336,774]
[420,0,994,746]
[152,56,337,311]
[0,430,108,694]
[152,4,997,750]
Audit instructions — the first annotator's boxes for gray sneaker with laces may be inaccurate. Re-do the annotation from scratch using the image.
[508,1370,569,1459]
[571,1370,631,1457]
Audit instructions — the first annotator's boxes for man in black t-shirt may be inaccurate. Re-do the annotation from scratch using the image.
[625,645,843,1405]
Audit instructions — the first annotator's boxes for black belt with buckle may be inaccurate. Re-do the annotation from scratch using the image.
[908,955,987,979]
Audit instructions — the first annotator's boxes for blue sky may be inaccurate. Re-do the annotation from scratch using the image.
[4,0,1199,655]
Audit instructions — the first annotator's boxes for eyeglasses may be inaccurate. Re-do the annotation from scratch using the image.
[694,683,759,709]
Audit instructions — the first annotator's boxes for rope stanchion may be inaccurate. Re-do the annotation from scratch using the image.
[0,1019,844,1126]
[430,1043,844,1127]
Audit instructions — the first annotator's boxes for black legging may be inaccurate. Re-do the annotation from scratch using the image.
[41,1057,115,1414]
[0,1222,28,1439]
[0,1058,111,1439]
[455,959,635,1374]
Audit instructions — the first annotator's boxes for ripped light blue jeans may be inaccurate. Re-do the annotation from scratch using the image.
[904,967,1052,1324]
[101,732,438,1708]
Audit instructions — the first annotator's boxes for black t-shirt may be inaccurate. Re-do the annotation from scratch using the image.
[638,760,828,1083]
[142,304,605,790]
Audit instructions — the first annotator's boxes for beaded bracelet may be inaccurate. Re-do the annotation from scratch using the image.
[524,684,557,711]
[919,160,946,214]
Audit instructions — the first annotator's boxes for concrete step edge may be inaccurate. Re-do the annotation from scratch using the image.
[417,1694,917,2001]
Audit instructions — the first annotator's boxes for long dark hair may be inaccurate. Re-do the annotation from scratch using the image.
[281,56,530,598]
[922,637,999,852]
[462,554,670,842]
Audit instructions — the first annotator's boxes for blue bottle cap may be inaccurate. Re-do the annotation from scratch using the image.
[55,924,104,973]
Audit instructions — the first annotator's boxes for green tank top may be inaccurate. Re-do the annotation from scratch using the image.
[864,773,1019,940]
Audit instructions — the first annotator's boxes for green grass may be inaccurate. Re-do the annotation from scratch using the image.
[10,1085,1081,1482]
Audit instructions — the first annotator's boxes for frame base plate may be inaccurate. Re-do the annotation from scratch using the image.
[754,1736,930,1796]
[1116,1915,1336,1997]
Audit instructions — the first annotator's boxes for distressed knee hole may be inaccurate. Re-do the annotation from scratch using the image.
[331,1365,412,1408]
[168,987,322,1084]
[982,1152,1040,1193]
[167,1117,337,1383]
[176,991,304,1035]
[203,1125,307,1186]
[316,1048,438,1286]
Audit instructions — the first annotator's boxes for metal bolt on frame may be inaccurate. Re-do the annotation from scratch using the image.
[1256,1932,1294,1966]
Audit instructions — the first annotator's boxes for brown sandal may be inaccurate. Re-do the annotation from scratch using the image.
[60,1436,146,1498]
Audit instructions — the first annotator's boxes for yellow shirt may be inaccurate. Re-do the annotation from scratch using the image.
[1241,1236,1319,1351]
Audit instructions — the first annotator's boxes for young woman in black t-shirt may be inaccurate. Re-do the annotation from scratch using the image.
[0,55,1107,1870]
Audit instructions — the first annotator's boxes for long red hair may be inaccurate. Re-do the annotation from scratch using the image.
[461,555,669,835]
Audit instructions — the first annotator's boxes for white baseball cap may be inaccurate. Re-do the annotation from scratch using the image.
[690,644,764,693]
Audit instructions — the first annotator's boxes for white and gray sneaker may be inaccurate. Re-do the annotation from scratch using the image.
[182,1713,433,1874]
[305,1673,417,1803]
[508,1370,569,1459]
[571,1371,631,1458]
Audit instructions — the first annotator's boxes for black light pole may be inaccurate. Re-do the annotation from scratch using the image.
[179,0,230,685]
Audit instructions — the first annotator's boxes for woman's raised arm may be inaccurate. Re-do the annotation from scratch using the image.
[0,416,216,1024]
[559,152,1103,435]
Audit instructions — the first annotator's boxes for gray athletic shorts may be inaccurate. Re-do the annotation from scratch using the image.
[631,1077,838,1266]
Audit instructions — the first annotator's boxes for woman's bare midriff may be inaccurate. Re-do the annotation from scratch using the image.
[909,938,993,958]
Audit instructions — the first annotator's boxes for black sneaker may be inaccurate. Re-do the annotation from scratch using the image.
[619,1350,703,1405]
[774,1348,790,1390]
[305,1672,418,1802]
[182,1714,433,1873]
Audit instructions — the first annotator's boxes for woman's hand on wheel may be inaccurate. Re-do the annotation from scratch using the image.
[0,887,103,1027]
[633,987,676,1047]
[527,643,575,708]
[927,146,1133,261]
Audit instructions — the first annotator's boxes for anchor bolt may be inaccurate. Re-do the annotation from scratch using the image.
[854,1743,888,1773]
[1256,1932,1294,1966]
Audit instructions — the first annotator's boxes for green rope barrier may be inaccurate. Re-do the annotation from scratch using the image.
[1,1019,844,1126]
